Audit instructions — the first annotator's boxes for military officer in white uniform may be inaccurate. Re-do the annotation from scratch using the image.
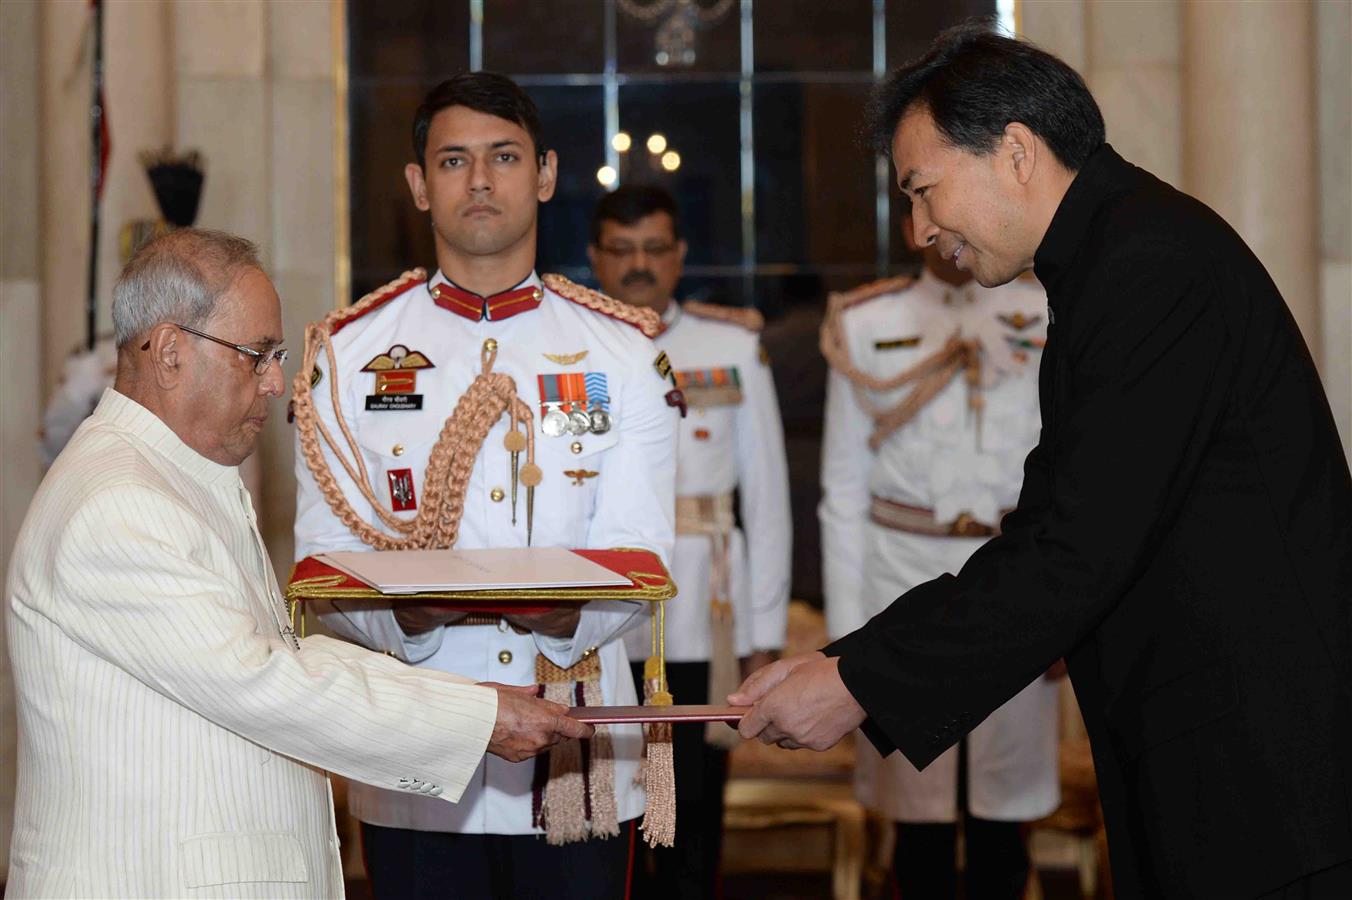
[294,74,678,900]
[588,185,791,899]
[819,211,1060,899]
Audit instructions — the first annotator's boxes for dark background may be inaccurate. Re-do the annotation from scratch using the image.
[348,0,994,606]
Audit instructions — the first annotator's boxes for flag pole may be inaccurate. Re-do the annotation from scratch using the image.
[85,0,106,351]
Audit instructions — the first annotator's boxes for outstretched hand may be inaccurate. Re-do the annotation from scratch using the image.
[481,682,593,763]
[730,651,867,751]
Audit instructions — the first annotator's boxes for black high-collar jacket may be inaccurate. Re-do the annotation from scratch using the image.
[829,145,1352,898]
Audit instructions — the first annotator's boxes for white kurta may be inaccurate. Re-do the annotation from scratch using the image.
[819,271,1060,823]
[623,302,792,663]
[295,270,678,835]
[6,390,497,899]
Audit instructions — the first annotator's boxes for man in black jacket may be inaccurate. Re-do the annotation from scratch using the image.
[732,25,1352,899]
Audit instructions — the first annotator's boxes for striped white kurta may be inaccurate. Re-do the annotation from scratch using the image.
[5,389,499,899]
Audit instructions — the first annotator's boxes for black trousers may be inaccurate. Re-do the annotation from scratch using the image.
[629,660,728,900]
[892,739,1030,900]
[893,817,1029,900]
[361,821,635,900]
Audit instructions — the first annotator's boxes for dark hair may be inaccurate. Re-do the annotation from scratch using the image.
[411,72,546,168]
[589,184,682,246]
[865,22,1105,170]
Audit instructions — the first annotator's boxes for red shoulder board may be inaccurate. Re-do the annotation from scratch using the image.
[542,273,661,339]
[330,269,427,337]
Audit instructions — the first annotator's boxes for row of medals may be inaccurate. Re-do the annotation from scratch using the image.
[541,403,611,437]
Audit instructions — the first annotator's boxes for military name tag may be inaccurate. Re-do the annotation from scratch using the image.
[874,336,921,350]
[366,394,424,411]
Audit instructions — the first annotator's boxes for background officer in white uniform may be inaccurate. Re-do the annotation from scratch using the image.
[294,74,678,900]
[589,185,791,900]
[819,209,1060,899]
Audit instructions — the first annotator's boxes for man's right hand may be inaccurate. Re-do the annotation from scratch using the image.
[393,604,468,634]
[481,683,594,763]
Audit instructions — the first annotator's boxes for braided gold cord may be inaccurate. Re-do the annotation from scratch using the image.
[291,269,536,551]
[682,299,765,333]
[819,283,983,450]
[542,273,662,338]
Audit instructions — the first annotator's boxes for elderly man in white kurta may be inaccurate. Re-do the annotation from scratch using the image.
[4,229,588,899]
[819,224,1060,898]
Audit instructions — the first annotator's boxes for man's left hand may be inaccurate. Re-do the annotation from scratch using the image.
[503,606,581,638]
[730,651,867,751]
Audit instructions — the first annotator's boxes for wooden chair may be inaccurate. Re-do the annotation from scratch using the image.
[721,602,879,899]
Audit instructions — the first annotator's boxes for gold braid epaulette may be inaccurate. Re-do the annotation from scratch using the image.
[683,299,765,333]
[827,275,914,315]
[542,273,662,339]
[329,268,427,335]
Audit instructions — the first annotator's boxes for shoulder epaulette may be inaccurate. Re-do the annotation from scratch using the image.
[826,275,915,315]
[683,299,765,333]
[542,273,661,339]
[329,268,427,337]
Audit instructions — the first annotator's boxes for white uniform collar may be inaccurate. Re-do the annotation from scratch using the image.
[660,301,681,328]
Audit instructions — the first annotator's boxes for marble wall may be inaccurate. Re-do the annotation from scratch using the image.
[0,0,41,875]
[172,0,339,574]
[1022,0,1349,462]
[1317,0,1351,457]
[0,1,341,877]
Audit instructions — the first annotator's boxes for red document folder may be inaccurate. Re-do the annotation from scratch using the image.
[566,705,749,725]
[285,547,676,615]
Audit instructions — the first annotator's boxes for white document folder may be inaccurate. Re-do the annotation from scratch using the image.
[313,547,633,595]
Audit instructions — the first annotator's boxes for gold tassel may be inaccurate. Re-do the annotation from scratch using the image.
[586,677,619,838]
[536,653,616,845]
[640,603,676,848]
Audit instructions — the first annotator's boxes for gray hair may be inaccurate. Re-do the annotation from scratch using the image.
[111,228,262,348]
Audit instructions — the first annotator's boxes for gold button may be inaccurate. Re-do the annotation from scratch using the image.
[484,338,498,353]
[498,650,513,665]
[490,487,505,502]
[570,441,583,454]
[392,444,405,456]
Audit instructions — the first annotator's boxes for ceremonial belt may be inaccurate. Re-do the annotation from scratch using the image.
[675,493,735,536]
[869,495,1010,539]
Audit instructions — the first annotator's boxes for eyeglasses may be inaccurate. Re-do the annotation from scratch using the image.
[141,323,289,375]
[596,242,678,260]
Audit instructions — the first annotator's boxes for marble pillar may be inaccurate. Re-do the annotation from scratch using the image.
[1183,0,1320,355]
[1316,0,1351,460]
[1,0,43,875]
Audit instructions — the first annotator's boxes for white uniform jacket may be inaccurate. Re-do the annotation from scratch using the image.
[819,271,1060,823]
[6,390,497,899]
[624,302,791,663]
[295,270,678,834]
